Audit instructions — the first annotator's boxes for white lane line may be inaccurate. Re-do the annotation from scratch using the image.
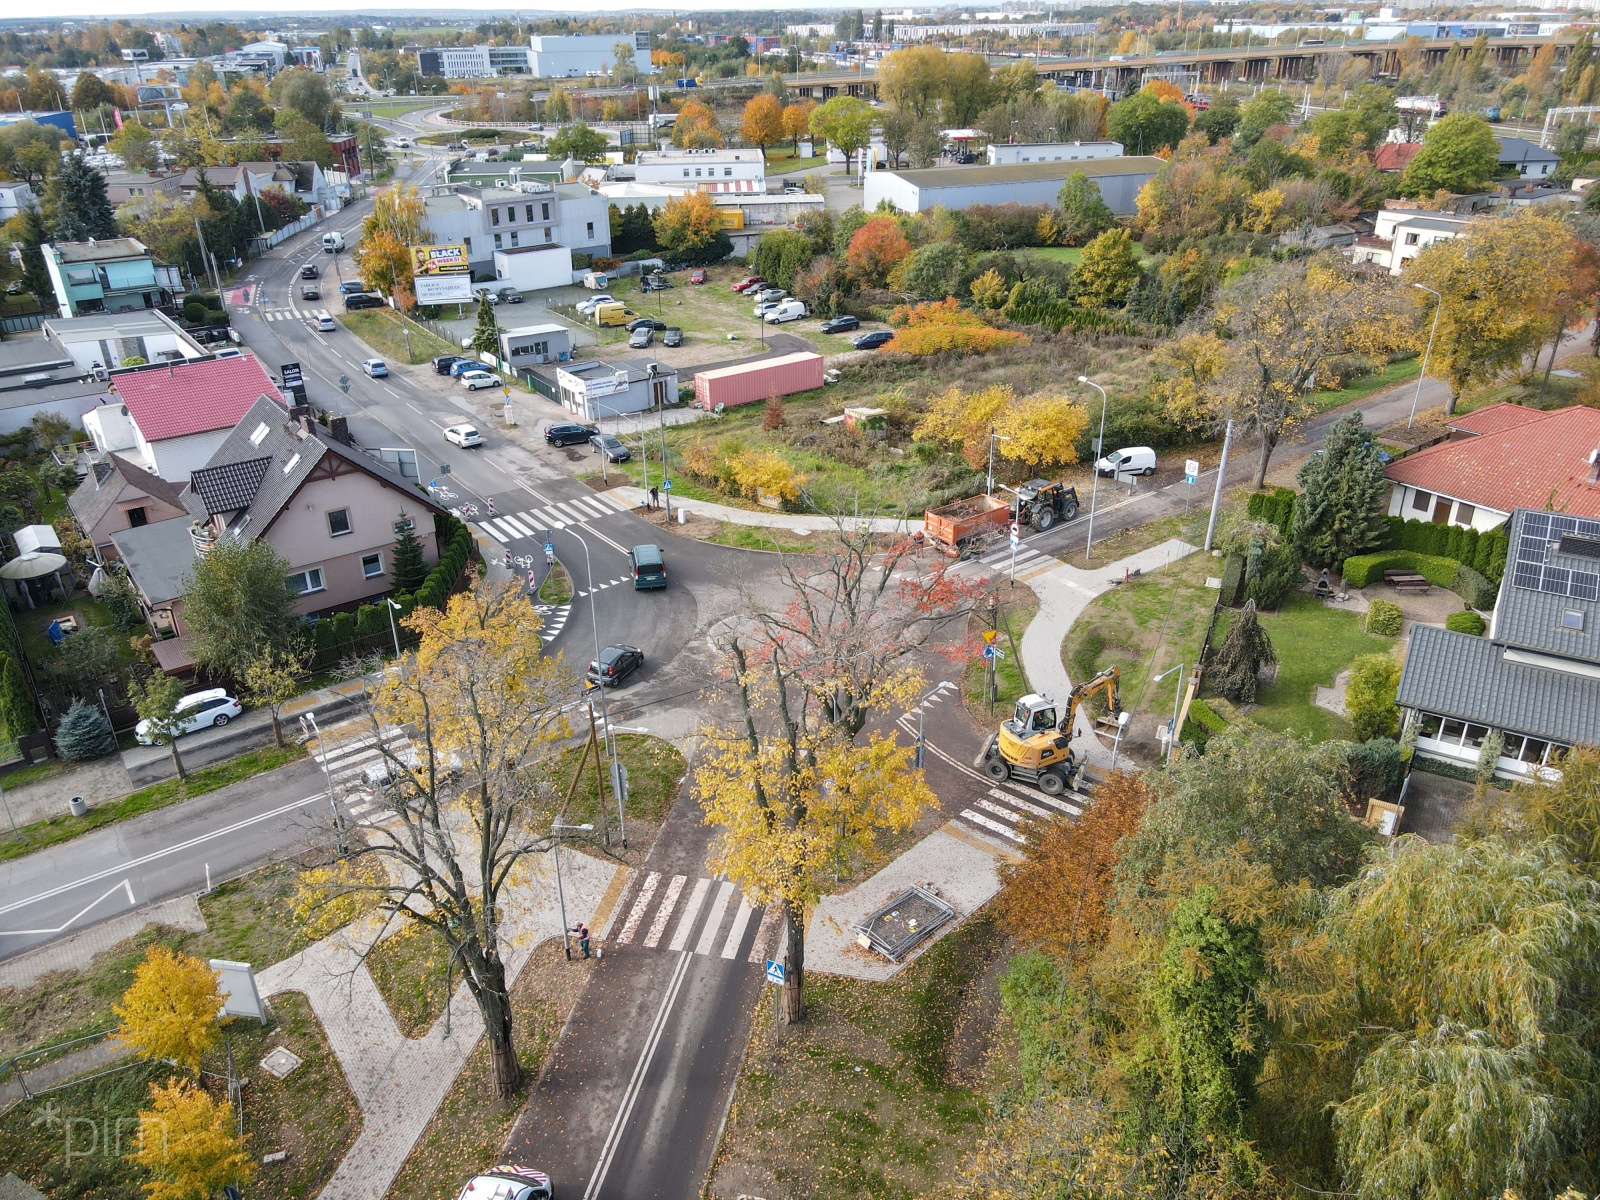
[695,881,735,956]
[642,874,686,949]
[720,898,756,959]
[961,809,1026,843]
[748,903,781,963]
[667,877,711,953]
[614,871,660,945]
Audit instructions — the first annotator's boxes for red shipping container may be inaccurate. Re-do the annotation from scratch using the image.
[693,352,825,410]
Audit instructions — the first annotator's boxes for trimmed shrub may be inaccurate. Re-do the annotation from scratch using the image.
[1343,737,1403,802]
[1346,653,1401,741]
[1380,516,1509,584]
[356,603,387,637]
[1247,486,1299,540]
[330,611,357,647]
[54,699,116,761]
[1341,550,1459,590]
[1446,609,1487,636]
[1452,564,1497,611]
[1187,698,1228,733]
[1245,543,1303,610]
[1363,598,1403,637]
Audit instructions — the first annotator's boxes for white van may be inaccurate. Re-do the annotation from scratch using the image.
[313,310,336,332]
[1095,446,1158,477]
[322,231,345,254]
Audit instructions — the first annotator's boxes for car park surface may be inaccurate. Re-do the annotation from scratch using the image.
[629,327,654,348]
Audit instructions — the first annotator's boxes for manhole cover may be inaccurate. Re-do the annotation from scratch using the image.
[260,1047,303,1079]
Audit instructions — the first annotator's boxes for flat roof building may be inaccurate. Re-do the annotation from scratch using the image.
[863,156,1164,215]
[528,32,656,79]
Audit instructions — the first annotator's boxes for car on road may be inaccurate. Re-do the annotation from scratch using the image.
[589,432,630,462]
[576,293,616,315]
[852,329,894,350]
[300,285,320,301]
[313,311,337,331]
[135,688,242,745]
[453,1166,552,1200]
[545,422,598,447]
[662,327,683,347]
[628,326,654,349]
[753,287,786,305]
[764,299,807,324]
[299,263,319,280]
[732,275,765,293]
[362,358,388,377]
[338,280,369,295]
[689,268,707,284]
[460,370,503,391]
[820,314,860,334]
[1095,445,1158,476]
[344,293,383,311]
[625,318,667,333]
[444,424,484,448]
[586,644,644,688]
[431,354,468,374]
[393,137,411,148]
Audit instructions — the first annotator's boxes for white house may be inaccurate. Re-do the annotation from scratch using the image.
[864,157,1162,215]
[41,310,207,374]
[0,182,36,221]
[633,148,766,192]
[1346,206,1472,275]
[422,181,610,280]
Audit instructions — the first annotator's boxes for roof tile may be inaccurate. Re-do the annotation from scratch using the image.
[109,357,284,442]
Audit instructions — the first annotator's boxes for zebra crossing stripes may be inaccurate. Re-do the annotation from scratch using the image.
[534,602,571,644]
[979,542,1062,580]
[668,877,712,952]
[642,874,686,948]
[310,728,414,827]
[608,875,765,961]
[695,882,736,956]
[617,871,660,943]
[721,898,756,960]
[474,493,633,545]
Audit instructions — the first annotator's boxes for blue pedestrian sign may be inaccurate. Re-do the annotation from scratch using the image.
[543,543,554,556]
[662,479,673,492]
[765,959,785,985]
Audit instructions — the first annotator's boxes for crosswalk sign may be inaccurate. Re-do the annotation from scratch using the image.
[765,959,785,984]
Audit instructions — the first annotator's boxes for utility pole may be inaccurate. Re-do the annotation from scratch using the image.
[1204,419,1233,552]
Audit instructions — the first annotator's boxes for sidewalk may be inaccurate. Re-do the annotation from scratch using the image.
[608,485,925,535]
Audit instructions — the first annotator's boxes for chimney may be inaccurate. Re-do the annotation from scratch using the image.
[329,415,351,444]
[1589,447,1599,485]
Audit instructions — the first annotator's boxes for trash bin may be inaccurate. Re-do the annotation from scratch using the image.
[69,796,87,817]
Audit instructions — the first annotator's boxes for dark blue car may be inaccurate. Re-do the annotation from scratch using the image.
[852,329,894,351]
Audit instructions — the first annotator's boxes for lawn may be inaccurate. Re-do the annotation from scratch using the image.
[367,922,453,1038]
[1313,356,1423,412]
[1024,243,1150,265]
[15,594,139,669]
[709,915,997,1200]
[337,309,457,365]
[1455,369,1586,414]
[1206,593,1397,742]
[704,522,828,553]
[549,732,688,828]
[765,150,828,176]
[963,590,1038,715]
[538,561,573,605]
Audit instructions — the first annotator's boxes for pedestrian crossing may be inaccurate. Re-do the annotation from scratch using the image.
[977,541,1062,582]
[475,492,634,544]
[608,871,779,964]
[311,728,415,828]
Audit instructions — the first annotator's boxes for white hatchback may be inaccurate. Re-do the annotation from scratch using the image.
[576,294,616,315]
[135,688,242,745]
[460,370,503,391]
[445,424,484,448]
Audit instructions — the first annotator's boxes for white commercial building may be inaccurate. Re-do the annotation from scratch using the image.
[417,45,533,78]
[499,323,574,370]
[493,246,574,293]
[864,157,1162,215]
[528,32,655,79]
[633,147,766,192]
[555,359,677,420]
[986,140,1125,165]
[422,179,610,283]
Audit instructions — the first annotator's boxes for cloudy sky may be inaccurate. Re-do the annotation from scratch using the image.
[7,1,785,17]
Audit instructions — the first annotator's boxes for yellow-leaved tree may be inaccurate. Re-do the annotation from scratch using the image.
[300,577,577,1098]
[129,1078,254,1200]
[729,449,806,504]
[113,946,222,1074]
[356,185,432,307]
[739,94,784,151]
[698,516,984,1022]
[916,384,1088,478]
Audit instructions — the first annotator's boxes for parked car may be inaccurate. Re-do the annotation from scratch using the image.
[586,644,644,688]
[764,299,807,324]
[589,432,630,462]
[432,354,468,374]
[820,315,860,334]
[753,300,783,319]
[460,370,503,391]
[473,287,500,305]
[753,287,786,305]
[338,280,368,295]
[852,329,894,350]
[576,293,616,315]
[299,263,319,280]
[344,293,383,311]
[626,318,667,333]
[732,275,766,293]
[689,268,707,284]
[497,286,524,304]
[362,358,388,377]
[300,285,320,301]
[629,326,655,349]
[453,1166,551,1200]
[1095,446,1157,476]
[450,358,482,377]
[135,688,241,745]
[662,327,683,347]
[545,422,598,446]
[444,424,484,448]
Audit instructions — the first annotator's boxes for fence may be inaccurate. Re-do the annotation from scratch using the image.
[0,1028,135,1119]
[248,211,320,255]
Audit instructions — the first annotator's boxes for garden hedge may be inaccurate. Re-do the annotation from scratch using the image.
[1247,487,1299,540]
[1446,610,1487,635]
[1363,598,1403,637]
[1452,564,1498,610]
[1381,515,1508,584]
[1341,550,1460,590]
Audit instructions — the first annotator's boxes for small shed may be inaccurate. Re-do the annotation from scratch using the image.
[13,525,62,556]
[842,406,887,438]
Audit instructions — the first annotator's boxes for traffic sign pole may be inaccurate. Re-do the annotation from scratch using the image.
[1008,521,1020,587]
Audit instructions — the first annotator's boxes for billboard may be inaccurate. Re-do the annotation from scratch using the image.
[409,243,474,305]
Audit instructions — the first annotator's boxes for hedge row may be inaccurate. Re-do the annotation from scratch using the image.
[1246,487,1298,539]
[1382,516,1508,584]
[1341,550,1460,589]
[1003,298,1143,338]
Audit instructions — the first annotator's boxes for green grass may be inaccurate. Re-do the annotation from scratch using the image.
[1208,592,1397,742]
[765,150,828,176]
[538,561,573,605]
[0,757,75,789]
[336,308,457,365]
[1455,370,1586,414]
[1025,243,1150,265]
[17,595,140,668]
[704,522,824,552]
[1313,356,1423,412]
[963,591,1039,713]
[0,742,306,863]
[550,733,687,827]
[367,923,453,1037]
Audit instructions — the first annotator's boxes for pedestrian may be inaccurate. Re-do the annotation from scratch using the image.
[571,922,591,958]
[649,485,659,511]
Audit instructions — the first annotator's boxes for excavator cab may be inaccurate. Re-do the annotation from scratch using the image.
[1006,695,1059,737]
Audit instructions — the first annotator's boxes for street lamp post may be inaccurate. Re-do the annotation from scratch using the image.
[567,527,626,848]
[1109,709,1131,771]
[551,820,593,959]
[385,597,404,674]
[914,681,955,769]
[1153,663,1187,766]
[1408,283,1442,431]
[985,431,1011,496]
[1078,376,1109,563]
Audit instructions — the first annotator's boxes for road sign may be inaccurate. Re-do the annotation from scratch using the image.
[338,374,350,393]
[982,645,996,660]
[982,629,998,643]
[662,479,672,492]
[544,542,554,555]
[765,959,785,985]
[1009,522,1020,543]
[1184,458,1200,485]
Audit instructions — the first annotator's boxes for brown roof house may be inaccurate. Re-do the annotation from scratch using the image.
[1384,403,1600,532]
[112,398,449,674]
[68,453,190,561]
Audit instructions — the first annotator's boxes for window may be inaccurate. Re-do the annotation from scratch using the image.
[1455,502,1475,526]
[1462,723,1490,749]
[249,421,270,447]
[682,168,690,178]
[510,231,519,247]
[586,222,594,238]
[328,508,352,537]
[545,227,553,242]
[1416,713,1445,739]
[491,207,500,226]
[127,506,148,528]
[362,552,384,579]
[1519,737,1552,764]
[494,233,503,249]
[695,168,703,177]
[541,202,550,220]
[1563,609,1585,630]
[1404,231,1420,245]
[525,204,534,222]
[282,452,300,475]
[1410,489,1432,513]
[1439,718,1467,744]
[463,236,472,253]
[287,567,324,595]
[724,167,733,176]
[534,340,548,356]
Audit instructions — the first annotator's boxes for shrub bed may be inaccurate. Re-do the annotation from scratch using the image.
[1446,610,1487,635]
[1382,515,1509,584]
[1341,550,1459,590]
[1363,598,1403,636]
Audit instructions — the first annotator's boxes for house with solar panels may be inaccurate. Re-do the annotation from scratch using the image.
[1396,508,1600,781]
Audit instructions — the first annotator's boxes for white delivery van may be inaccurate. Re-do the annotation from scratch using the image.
[323,231,346,253]
[583,272,610,290]
[1095,446,1158,477]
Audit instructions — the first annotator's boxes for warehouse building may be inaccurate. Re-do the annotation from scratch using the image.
[417,45,533,78]
[986,140,1124,165]
[528,32,655,79]
[862,156,1163,215]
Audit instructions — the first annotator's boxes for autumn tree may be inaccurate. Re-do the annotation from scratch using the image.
[543,86,571,123]
[129,1078,254,1200]
[809,95,873,171]
[672,100,723,148]
[653,190,731,265]
[356,185,431,306]
[699,517,982,1022]
[1053,172,1114,246]
[1517,745,1600,872]
[1400,112,1500,197]
[843,216,911,288]
[1345,654,1401,742]
[781,100,815,145]
[994,393,1090,474]
[182,538,303,684]
[878,45,949,118]
[1073,228,1142,309]
[546,122,608,163]
[304,579,576,1097]
[739,93,784,151]
[113,946,222,1073]
[130,674,192,781]
[242,645,310,748]
[1106,90,1190,155]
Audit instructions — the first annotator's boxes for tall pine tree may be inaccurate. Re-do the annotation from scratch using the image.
[48,153,118,243]
[1292,411,1388,569]
[391,512,428,594]
[9,203,53,305]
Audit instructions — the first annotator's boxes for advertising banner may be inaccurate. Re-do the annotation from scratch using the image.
[409,243,474,304]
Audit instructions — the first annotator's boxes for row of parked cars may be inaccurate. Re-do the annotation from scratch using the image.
[428,354,505,390]
[730,274,894,348]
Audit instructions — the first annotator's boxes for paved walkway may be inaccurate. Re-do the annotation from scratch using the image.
[608,485,924,535]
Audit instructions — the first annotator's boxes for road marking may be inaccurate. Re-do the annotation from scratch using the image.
[479,522,509,544]
[961,809,1025,843]
[748,903,781,963]
[554,502,585,523]
[614,871,660,945]
[642,874,685,948]
[988,788,1053,820]
[976,797,1022,824]
[720,898,755,959]
[695,881,735,956]
[0,879,136,937]
[667,877,711,952]
[499,514,534,538]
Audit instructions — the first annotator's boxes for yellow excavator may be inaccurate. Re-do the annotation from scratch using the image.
[978,667,1121,796]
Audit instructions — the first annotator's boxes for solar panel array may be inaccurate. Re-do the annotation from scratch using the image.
[1512,512,1600,600]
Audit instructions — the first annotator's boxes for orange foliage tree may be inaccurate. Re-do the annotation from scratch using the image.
[672,99,724,148]
[782,100,816,144]
[884,297,1029,356]
[844,217,912,287]
[740,94,784,150]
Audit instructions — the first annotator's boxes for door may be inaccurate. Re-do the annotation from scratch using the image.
[653,379,671,407]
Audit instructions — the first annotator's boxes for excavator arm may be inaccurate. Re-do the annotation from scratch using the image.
[1059,666,1121,737]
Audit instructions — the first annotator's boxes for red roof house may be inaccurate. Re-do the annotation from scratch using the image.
[1385,404,1600,529]
[1373,143,1422,173]
[82,354,285,483]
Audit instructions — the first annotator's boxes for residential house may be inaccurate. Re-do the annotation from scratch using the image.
[1372,142,1421,174]
[0,332,115,435]
[0,182,36,221]
[1346,206,1472,274]
[41,238,178,320]
[103,172,182,207]
[113,397,448,674]
[1383,403,1600,531]
[68,452,190,560]
[1495,135,1560,180]
[85,354,286,483]
[178,161,335,214]
[41,309,207,374]
[1395,507,1600,782]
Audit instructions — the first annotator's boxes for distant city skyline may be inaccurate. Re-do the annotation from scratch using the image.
[3,0,801,16]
